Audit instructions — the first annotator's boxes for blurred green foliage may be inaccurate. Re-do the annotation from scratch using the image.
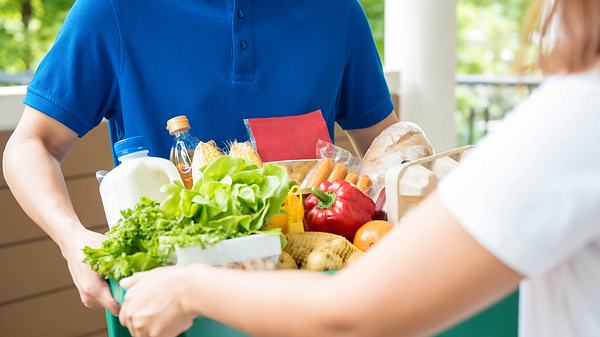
[359,0,385,59]
[0,0,529,75]
[454,0,536,145]
[0,0,387,73]
[0,0,72,73]
[456,0,530,75]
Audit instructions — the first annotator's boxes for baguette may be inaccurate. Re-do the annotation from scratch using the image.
[364,122,433,169]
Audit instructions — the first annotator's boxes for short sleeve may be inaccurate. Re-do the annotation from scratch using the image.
[438,76,600,277]
[23,0,121,137]
[335,0,394,130]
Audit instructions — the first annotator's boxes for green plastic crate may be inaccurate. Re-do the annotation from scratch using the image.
[106,279,517,337]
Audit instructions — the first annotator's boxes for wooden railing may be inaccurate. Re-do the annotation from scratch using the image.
[455,75,542,145]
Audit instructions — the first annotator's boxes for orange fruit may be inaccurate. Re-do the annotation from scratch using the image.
[353,220,393,252]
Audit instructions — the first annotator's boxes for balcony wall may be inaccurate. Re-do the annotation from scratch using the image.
[0,114,112,337]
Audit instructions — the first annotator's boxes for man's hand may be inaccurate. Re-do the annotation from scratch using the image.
[62,228,120,315]
[119,266,197,337]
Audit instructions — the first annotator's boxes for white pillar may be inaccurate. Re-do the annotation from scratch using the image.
[384,1,402,72]
[385,0,457,151]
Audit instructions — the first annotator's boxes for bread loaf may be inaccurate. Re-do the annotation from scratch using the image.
[363,122,433,168]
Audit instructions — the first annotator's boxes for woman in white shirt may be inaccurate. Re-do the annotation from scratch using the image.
[117,0,600,336]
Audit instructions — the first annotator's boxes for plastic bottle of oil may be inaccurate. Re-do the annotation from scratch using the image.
[166,115,199,189]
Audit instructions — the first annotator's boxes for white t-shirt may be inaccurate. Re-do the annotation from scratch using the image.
[438,68,600,337]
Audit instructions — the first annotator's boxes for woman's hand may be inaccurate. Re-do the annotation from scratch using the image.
[119,265,199,337]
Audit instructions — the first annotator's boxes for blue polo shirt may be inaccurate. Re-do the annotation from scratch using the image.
[24,0,393,161]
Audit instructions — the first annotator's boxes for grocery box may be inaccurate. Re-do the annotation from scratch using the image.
[106,279,247,337]
[103,145,518,337]
[385,145,475,225]
[106,279,517,337]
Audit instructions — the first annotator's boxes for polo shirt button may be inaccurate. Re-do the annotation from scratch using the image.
[240,40,247,50]
[237,10,245,18]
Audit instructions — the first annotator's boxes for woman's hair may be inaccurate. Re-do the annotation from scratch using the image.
[522,0,600,74]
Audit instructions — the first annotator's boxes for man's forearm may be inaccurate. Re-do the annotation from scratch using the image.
[346,112,398,157]
[5,108,121,314]
[3,135,84,251]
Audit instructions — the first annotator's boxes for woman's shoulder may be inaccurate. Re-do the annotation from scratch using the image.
[518,66,600,125]
[542,67,600,99]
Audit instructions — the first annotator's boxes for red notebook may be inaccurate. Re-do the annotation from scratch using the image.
[244,110,332,162]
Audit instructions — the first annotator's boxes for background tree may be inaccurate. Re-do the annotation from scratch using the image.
[1,0,529,76]
[359,0,385,58]
[0,0,71,73]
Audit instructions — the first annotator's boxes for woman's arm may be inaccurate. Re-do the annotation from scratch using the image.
[120,191,521,337]
[3,107,120,314]
[345,112,398,157]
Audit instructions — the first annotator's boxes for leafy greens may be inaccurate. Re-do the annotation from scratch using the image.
[83,156,289,280]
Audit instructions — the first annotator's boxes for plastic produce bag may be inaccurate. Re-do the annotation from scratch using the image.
[300,140,384,200]
[285,232,363,271]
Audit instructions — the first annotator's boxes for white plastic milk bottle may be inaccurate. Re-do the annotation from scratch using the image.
[99,136,182,228]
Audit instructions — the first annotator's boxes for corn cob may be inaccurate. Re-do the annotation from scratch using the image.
[228,141,263,167]
[191,141,223,183]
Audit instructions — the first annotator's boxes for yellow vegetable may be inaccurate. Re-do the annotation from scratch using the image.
[196,141,222,165]
[282,186,303,223]
[266,186,305,235]
[192,141,223,183]
[229,141,263,167]
[280,185,304,234]
[287,222,305,235]
[267,213,289,232]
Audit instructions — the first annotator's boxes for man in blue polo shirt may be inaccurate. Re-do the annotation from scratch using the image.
[3,0,397,315]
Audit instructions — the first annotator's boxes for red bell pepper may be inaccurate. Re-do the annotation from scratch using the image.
[304,180,375,241]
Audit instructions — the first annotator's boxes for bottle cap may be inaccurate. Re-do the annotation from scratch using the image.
[114,136,147,158]
[166,115,191,135]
